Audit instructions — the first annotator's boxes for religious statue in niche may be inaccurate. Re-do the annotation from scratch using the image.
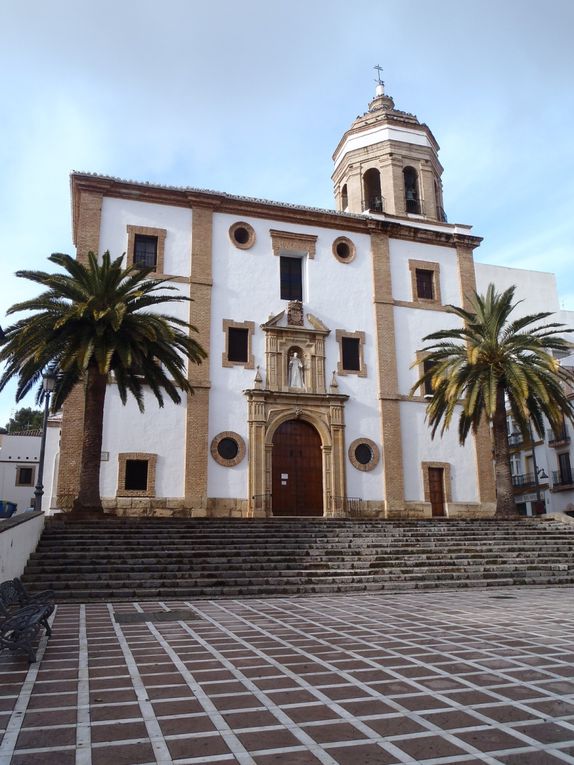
[288,352,305,390]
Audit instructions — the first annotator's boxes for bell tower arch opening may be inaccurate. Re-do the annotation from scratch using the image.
[363,168,383,213]
[403,166,421,215]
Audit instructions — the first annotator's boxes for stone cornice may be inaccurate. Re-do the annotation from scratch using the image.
[70,172,482,251]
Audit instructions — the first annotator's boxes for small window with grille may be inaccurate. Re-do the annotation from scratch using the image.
[133,234,158,269]
[416,269,434,300]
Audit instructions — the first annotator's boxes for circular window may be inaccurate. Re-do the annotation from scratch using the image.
[229,221,256,250]
[211,431,246,467]
[217,437,239,461]
[354,443,372,465]
[348,438,380,472]
[332,236,356,264]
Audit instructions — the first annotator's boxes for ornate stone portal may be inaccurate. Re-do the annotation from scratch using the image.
[245,308,348,517]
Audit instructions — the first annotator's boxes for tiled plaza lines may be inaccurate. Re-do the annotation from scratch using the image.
[149,601,340,765]
[186,599,483,764]
[0,607,55,765]
[200,593,574,764]
[281,594,574,704]
[133,603,257,765]
[105,602,173,764]
[76,604,91,765]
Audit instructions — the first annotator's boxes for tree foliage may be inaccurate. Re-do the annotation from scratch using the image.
[0,251,206,513]
[411,283,574,516]
[3,407,44,433]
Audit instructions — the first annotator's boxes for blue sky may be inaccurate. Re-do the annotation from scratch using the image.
[1,0,573,426]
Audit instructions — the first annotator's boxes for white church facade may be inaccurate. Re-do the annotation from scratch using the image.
[44,84,573,519]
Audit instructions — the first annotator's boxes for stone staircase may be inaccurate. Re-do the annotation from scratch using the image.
[21,516,574,602]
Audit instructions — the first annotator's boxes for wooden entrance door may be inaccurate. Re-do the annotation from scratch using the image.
[272,420,323,516]
[428,467,446,517]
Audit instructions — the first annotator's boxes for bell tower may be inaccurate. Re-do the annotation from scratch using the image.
[332,70,446,222]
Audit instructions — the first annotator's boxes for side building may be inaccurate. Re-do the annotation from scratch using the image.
[43,84,571,518]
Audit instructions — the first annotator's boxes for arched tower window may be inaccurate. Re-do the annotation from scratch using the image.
[434,179,446,222]
[341,184,348,211]
[363,169,383,212]
[403,166,420,214]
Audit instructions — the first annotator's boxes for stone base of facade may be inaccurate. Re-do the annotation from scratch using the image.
[71,497,499,519]
[389,501,497,519]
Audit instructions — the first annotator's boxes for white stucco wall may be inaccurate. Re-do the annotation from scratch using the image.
[389,239,462,307]
[0,435,40,512]
[0,513,45,581]
[99,197,193,279]
[100,386,187,498]
[400,402,479,504]
[475,263,561,315]
[208,213,383,500]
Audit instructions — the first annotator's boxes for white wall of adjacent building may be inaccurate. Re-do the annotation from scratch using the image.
[0,434,40,513]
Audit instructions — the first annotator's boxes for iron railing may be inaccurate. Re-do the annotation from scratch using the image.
[512,473,536,488]
[547,427,570,446]
[552,470,574,488]
[330,496,363,518]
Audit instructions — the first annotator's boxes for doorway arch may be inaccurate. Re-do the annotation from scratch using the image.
[272,419,323,516]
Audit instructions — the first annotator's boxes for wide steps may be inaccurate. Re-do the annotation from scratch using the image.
[20,517,574,602]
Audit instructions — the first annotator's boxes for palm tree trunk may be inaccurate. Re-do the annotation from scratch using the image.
[492,384,518,518]
[72,362,107,515]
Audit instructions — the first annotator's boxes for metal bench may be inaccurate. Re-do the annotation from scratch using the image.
[0,579,54,662]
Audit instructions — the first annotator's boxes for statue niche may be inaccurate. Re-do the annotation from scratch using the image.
[261,309,329,395]
[288,348,305,390]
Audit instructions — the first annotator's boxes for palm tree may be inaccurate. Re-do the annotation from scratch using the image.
[411,284,574,518]
[0,251,206,515]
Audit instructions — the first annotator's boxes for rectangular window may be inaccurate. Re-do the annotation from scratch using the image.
[280,256,302,301]
[341,337,361,372]
[125,459,149,491]
[16,467,33,486]
[134,234,158,269]
[559,452,572,484]
[227,327,249,363]
[422,358,436,396]
[416,269,434,300]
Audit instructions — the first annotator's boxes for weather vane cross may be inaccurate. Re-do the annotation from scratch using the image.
[374,64,384,85]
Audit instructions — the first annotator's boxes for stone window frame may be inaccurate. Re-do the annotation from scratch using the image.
[229,221,256,250]
[117,452,157,498]
[421,461,452,503]
[15,465,35,486]
[332,236,356,264]
[336,329,367,377]
[415,350,437,398]
[222,320,255,369]
[270,229,317,259]
[348,438,380,472]
[210,431,246,467]
[409,259,442,306]
[126,225,167,275]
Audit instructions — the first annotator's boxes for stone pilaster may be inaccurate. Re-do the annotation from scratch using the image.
[184,206,214,512]
[371,230,405,514]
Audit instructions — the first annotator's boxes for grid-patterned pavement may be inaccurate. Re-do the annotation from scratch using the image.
[2,587,574,765]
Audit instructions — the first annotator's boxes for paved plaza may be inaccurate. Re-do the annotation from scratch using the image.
[2,587,574,764]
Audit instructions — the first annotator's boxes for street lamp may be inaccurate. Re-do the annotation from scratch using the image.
[34,370,57,512]
[528,421,547,515]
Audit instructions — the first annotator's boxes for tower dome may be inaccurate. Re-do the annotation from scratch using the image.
[332,75,446,222]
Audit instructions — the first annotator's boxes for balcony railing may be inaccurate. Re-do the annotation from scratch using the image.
[508,432,524,447]
[552,470,574,488]
[512,473,536,488]
[547,427,570,447]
